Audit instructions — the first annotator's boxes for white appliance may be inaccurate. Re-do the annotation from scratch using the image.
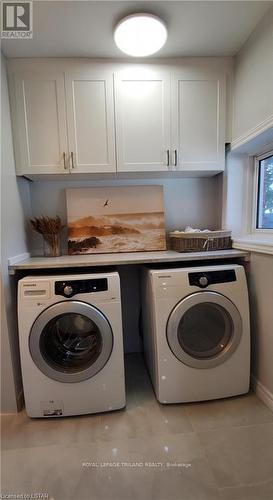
[142,264,250,403]
[18,272,125,417]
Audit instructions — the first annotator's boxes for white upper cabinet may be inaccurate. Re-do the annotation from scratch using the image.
[171,67,226,171]
[9,60,228,177]
[114,67,171,172]
[13,71,69,174]
[12,66,116,176]
[65,68,116,173]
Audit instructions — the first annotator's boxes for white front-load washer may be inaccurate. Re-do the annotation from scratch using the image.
[141,264,250,403]
[18,271,125,417]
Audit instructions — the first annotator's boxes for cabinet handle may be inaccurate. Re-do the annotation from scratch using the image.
[174,149,178,167]
[167,149,170,167]
[63,152,68,170]
[70,151,75,169]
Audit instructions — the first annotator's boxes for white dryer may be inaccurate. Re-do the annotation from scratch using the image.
[18,272,125,417]
[142,264,250,403]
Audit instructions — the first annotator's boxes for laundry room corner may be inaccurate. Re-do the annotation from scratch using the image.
[1,2,273,499]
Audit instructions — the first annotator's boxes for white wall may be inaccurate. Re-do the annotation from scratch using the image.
[1,54,32,413]
[29,177,222,254]
[249,252,273,399]
[221,152,249,236]
[232,6,273,148]
[0,276,18,413]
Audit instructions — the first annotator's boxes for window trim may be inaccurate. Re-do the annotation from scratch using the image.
[251,150,273,235]
[233,148,273,255]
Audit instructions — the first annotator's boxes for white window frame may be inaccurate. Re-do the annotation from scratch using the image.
[251,150,273,235]
[231,149,273,255]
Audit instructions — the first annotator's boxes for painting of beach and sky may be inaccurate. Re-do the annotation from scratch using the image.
[66,186,166,254]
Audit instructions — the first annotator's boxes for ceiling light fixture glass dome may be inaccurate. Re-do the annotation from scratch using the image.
[114,13,167,57]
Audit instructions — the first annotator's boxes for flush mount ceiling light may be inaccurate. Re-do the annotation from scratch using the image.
[114,13,167,57]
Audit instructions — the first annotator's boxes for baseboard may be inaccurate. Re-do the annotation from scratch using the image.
[251,374,273,412]
[8,252,31,266]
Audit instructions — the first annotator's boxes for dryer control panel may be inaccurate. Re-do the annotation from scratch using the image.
[189,270,236,289]
[55,278,108,297]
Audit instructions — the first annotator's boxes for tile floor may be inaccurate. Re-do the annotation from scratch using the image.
[1,353,273,500]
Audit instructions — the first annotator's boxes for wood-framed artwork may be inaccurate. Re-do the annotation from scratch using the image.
[66,186,166,254]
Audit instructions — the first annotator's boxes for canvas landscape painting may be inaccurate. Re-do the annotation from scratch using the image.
[66,186,166,254]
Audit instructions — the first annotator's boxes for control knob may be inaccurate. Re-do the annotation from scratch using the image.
[199,276,208,287]
[63,285,73,296]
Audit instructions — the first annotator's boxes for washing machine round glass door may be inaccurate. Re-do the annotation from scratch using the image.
[29,301,113,382]
[167,291,242,368]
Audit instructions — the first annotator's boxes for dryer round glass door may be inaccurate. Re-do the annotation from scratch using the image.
[167,291,242,369]
[29,301,113,382]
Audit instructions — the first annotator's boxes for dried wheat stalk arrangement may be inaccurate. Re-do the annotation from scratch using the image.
[30,216,64,256]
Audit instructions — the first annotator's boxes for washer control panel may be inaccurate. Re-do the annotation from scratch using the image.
[198,276,209,287]
[55,278,108,297]
[189,270,236,288]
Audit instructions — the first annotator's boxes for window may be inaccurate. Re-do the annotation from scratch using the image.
[255,152,273,230]
[225,148,273,254]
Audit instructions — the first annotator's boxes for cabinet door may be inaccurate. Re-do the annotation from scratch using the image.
[65,68,116,173]
[172,68,226,171]
[114,67,171,172]
[14,72,69,175]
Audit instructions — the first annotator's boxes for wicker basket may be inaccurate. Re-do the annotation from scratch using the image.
[169,230,232,253]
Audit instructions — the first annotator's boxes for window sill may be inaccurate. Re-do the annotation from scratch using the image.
[233,237,273,255]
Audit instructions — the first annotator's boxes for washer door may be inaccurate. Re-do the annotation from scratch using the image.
[29,301,113,383]
[166,292,242,369]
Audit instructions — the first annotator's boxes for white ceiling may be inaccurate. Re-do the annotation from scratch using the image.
[1,0,272,59]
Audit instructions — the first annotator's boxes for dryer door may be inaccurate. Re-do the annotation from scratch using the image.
[167,291,242,369]
[29,301,113,382]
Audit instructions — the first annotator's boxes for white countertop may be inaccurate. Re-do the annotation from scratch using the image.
[9,249,249,272]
